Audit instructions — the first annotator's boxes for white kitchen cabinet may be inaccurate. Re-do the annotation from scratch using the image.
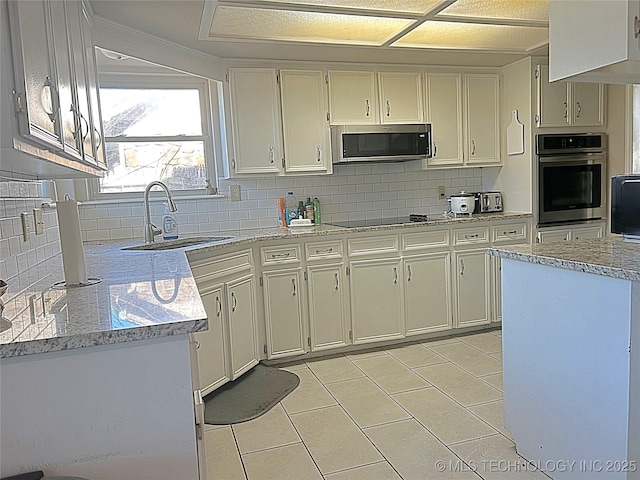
[403,252,452,335]
[227,68,283,174]
[536,222,604,243]
[536,228,571,244]
[279,69,331,174]
[492,256,503,323]
[535,64,604,128]
[349,257,404,344]
[193,285,230,395]
[226,274,259,378]
[465,73,500,165]
[378,72,424,124]
[425,73,464,167]
[549,0,640,83]
[327,70,377,125]
[262,267,308,359]
[571,223,604,240]
[452,249,491,328]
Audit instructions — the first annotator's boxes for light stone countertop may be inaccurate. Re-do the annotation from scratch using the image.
[489,236,640,282]
[1,212,531,358]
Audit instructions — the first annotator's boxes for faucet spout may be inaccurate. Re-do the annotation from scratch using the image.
[144,181,177,244]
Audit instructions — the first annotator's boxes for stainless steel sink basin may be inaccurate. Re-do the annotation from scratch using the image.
[122,236,232,251]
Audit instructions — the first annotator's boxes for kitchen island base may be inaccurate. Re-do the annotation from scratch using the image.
[501,259,639,480]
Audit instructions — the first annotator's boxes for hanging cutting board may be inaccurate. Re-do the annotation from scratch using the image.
[506,109,525,155]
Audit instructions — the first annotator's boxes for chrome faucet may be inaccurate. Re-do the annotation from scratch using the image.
[144,181,177,243]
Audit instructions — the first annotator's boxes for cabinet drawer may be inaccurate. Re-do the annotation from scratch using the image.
[348,235,399,257]
[189,250,253,282]
[492,222,529,244]
[260,244,301,265]
[453,226,490,246]
[305,240,343,260]
[402,229,450,252]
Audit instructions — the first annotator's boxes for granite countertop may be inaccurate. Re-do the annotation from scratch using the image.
[489,236,640,282]
[1,211,531,358]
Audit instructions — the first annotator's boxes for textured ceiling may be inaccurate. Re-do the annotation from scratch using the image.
[89,0,549,66]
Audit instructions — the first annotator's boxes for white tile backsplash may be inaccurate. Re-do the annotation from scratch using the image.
[77,164,483,242]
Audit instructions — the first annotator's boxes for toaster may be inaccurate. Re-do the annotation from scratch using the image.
[473,191,503,213]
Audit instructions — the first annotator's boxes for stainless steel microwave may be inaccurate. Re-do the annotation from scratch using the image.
[331,124,432,164]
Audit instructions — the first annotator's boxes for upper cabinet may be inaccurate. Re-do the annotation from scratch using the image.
[465,74,500,165]
[225,67,331,176]
[327,70,424,125]
[377,72,424,124]
[425,73,464,167]
[226,68,283,175]
[327,71,377,125]
[279,70,331,174]
[535,64,604,128]
[549,0,640,83]
[2,0,106,178]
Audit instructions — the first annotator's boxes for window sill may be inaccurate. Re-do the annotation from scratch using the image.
[83,194,226,206]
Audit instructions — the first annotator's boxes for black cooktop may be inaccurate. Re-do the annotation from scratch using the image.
[328,215,429,228]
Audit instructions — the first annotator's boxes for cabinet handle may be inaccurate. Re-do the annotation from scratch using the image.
[315,247,333,254]
[576,101,582,118]
[292,278,297,296]
[433,141,437,157]
[393,267,398,284]
[464,233,479,239]
[386,99,391,117]
[215,296,222,317]
[194,340,200,350]
[407,264,412,282]
[365,99,370,117]
[635,15,640,38]
[231,292,237,312]
[269,145,275,163]
[460,259,465,276]
[41,76,59,123]
[94,127,102,149]
[334,272,339,290]
[271,252,290,259]
[317,145,321,162]
[563,102,568,119]
[503,230,517,235]
[470,140,476,155]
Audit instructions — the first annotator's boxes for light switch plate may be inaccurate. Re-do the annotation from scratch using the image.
[33,208,44,235]
[20,212,30,241]
[230,185,242,202]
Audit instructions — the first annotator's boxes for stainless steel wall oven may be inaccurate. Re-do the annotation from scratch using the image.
[536,133,607,226]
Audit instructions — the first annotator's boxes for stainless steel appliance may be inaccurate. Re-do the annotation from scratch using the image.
[473,191,503,213]
[449,192,476,216]
[611,175,640,239]
[331,124,431,163]
[537,133,606,226]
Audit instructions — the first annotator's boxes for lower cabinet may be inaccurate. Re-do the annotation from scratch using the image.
[403,252,452,335]
[537,222,604,243]
[452,249,491,327]
[307,263,351,351]
[262,267,308,359]
[227,274,259,379]
[349,257,404,344]
[492,256,503,323]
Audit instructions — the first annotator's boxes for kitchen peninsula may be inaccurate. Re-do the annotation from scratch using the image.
[489,238,640,480]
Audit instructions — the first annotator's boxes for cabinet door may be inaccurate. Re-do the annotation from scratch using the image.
[228,68,282,174]
[536,229,571,243]
[492,256,502,323]
[378,72,424,124]
[572,83,604,127]
[425,73,463,166]
[453,249,491,327]
[194,285,230,395]
[571,225,603,241]
[280,70,331,174]
[263,268,307,359]
[307,263,350,351]
[7,0,63,149]
[465,74,500,164]
[536,64,570,127]
[350,258,404,344]
[226,274,259,379]
[328,71,377,125]
[404,252,452,335]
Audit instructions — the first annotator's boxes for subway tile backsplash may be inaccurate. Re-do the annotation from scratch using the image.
[78,163,482,241]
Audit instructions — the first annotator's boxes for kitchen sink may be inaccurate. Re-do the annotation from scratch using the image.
[122,236,233,251]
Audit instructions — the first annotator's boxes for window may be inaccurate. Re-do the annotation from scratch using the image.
[97,75,215,195]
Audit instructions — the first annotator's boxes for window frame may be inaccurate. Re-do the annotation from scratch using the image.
[88,72,217,200]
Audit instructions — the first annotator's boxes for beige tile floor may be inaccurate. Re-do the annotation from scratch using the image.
[204,329,550,480]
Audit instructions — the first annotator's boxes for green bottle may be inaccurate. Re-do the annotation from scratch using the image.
[305,197,314,222]
[297,200,305,219]
[313,197,320,225]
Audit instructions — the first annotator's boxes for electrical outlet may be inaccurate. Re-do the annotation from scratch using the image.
[437,185,446,199]
[230,185,242,202]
